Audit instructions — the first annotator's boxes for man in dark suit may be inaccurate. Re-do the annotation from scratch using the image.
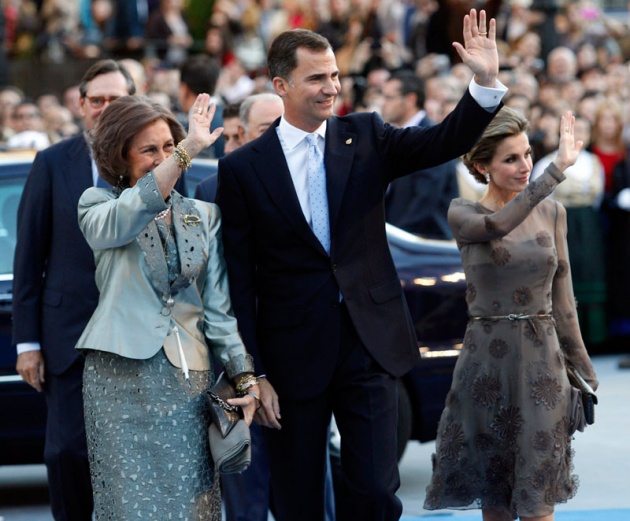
[177,55,224,158]
[382,70,460,239]
[12,60,185,521]
[216,10,505,521]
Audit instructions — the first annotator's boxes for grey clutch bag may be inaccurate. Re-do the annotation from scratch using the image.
[206,372,242,438]
[567,365,597,431]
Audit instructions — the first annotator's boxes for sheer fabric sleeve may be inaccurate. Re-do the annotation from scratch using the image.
[551,201,599,390]
[448,163,566,245]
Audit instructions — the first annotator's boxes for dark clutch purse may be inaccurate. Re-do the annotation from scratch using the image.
[206,372,243,438]
[567,365,597,427]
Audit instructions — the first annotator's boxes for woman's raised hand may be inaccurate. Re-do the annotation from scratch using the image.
[553,111,584,173]
[182,93,224,158]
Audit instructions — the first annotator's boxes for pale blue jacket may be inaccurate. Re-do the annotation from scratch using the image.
[76,172,252,376]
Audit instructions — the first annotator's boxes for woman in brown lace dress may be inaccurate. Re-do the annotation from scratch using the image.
[424,107,599,521]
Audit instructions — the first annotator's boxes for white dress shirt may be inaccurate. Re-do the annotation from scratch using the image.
[276,119,327,227]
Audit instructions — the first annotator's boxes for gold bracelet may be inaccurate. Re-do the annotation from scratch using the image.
[172,142,192,172]
[236,375,258,394]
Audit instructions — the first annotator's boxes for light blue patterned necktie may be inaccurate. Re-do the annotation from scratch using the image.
[306,133,330,254]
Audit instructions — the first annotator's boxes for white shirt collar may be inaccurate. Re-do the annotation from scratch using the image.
[402,110,426,128]
[278,117,327,149]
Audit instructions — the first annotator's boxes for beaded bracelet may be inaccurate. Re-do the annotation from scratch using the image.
[172,142,192,172]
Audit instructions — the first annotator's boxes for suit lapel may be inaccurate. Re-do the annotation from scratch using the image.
[325,117,356,238]
[250,124,324,252]
[249,119,357,255]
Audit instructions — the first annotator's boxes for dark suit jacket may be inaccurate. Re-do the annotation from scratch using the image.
[12,134,187,375]
[385,116,459,239]
[217,90,498,400]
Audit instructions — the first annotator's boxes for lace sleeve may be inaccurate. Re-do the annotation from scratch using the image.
[551,201,599,390]
[448,163,565,245]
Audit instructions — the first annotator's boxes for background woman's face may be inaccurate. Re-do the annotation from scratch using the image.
[127,119,174,186]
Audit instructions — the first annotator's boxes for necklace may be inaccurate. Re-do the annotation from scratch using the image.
[155,206,172,221]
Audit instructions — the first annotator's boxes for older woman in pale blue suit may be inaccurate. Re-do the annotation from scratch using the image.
[76,94,259,520]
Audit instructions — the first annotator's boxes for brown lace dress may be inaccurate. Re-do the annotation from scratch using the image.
[424,164,599,519]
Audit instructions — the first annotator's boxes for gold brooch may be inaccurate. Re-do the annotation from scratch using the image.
[183,214,201,225]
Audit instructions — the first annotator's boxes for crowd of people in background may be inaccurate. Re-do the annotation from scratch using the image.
[3,0,630,352]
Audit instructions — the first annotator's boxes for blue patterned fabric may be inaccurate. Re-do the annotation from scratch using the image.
[306,133,330,254]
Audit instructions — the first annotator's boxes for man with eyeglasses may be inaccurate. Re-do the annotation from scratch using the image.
[12,60,185,521]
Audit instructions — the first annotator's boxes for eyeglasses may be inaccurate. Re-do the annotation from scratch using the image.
[84,96,120,108]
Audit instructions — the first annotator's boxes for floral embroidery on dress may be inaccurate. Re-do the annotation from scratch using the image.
[489,338,508,358]
[524,322,543,347]
[530,374,562,409]
[513,286,533,306]
[491,246,511,266]
[536,232,552,247]
[472,374,502,407]
[555,259,569,278]
[491,405,524,442]
[466,282,477,303]
[437,423,465,460]
[532,431,552,451]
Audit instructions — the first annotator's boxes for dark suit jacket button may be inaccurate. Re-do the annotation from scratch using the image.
[331,263,338,272]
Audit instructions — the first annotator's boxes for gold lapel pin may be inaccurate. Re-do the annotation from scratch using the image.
[346,138,352,145]
[184,214,201,225]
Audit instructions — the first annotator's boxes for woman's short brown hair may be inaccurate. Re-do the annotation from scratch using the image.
[92,95,186,188]
[462,106,531,184]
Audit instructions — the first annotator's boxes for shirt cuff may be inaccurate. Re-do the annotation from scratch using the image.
[17,342,41,355]
[468,78,508,111]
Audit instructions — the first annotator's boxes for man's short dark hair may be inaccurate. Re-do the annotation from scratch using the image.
[267,29,331,81]
[179,56,220,96]
[223,102,241,120]
[79,59,136,98]
[389,70,425,110]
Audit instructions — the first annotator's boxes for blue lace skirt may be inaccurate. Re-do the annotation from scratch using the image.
[83,349,221,520]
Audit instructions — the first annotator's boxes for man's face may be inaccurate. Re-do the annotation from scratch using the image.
[275,47,340,132]
[381,79,408,126]
[223,116,244,154]
[244,98,284,141]
[12,104,43,133]
[79,71,132,130]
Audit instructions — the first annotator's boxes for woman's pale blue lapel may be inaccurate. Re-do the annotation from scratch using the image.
[136,219,170,297]
[170,192,204,292]
[136,192,205,297]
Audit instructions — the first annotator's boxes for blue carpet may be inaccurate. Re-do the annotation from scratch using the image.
[402,509,630,520]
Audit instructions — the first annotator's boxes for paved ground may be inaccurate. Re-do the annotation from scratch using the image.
[0,354,628,520]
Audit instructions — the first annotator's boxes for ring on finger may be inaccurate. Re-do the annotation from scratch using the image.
[479,31,487,36]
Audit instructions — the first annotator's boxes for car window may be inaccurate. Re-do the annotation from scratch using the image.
[0,173,25,276]
[186,160,218,198]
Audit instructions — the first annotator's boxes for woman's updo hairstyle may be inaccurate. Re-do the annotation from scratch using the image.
[462,106,531,184]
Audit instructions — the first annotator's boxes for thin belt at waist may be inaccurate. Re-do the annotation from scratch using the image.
[469,313,553,321]
[469,313,554,337]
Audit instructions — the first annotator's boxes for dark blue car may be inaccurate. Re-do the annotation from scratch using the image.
[0,156,466,465]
